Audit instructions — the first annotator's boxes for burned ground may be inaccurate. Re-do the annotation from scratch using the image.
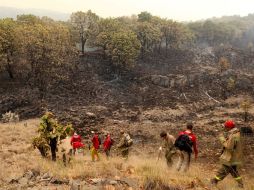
[0,47,254,189]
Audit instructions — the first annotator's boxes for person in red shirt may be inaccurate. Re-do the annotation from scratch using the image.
[70,132,84,155]
[91,131,100,161]
[103,133,113,158]
[175,122,198,171]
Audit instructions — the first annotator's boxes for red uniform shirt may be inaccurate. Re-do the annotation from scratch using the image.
[92,134,100,150]
[70,134,84,149]
[103,135,112,151]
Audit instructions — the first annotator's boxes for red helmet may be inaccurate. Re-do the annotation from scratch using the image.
[224,120,235,129]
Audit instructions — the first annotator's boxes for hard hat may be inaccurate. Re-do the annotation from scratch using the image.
[224,120,235,129]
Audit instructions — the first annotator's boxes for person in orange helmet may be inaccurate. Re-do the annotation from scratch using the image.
[211,120,244,188]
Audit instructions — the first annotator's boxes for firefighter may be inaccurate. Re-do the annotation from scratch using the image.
[175,122,198,171]
[117,130,133,159]
[103,132,114,158]
[70,132,84,155]
[211,120,244,188]
[91,131,100,161]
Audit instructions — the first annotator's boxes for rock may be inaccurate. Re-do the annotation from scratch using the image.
[31,169,40,178]
[151,75,170,87]
[90,178,105,184]
[50,177,69,184]
[41,172,51,180]
[126,166,135,175]
[36,176,41,181]
[120,178,139,189]
[8,178,19,184]
[28,181,36,187]
[112,120,124,124]
[109,180,118,185]
[19,177,28,186]
[85,112,96,117]
[114,176,121,180]
[23,170,34,180]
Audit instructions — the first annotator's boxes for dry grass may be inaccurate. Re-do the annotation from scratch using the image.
[33,156,123,180]
[133,157,254,190]
[0,119,254,190]
[0,119,39,182]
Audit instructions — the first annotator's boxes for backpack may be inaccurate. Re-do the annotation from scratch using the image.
[175,134,193,153]
[125,134,133,147]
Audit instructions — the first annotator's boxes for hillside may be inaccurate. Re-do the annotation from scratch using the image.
[1,50,254,189]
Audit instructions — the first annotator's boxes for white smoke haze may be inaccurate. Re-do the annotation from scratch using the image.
[0,0,254,21]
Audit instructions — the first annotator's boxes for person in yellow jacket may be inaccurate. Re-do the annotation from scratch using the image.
[211,120,244,188]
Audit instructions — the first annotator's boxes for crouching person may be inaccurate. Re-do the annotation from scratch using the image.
[159,131,177,167]
[211,120,244,188]
[70,132,85,155]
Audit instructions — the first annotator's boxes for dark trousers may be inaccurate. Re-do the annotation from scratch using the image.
[211,164,243,188]
[120,147,129,158]
[105,148,111,158]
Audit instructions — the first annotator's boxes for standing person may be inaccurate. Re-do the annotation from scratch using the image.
[159,131,177,167]
[175,122,198,171]
[117,130,133,159]
[91,131,100,161]
[211,120,244,188]
[70,132,84,155]
[103,132,114,158]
